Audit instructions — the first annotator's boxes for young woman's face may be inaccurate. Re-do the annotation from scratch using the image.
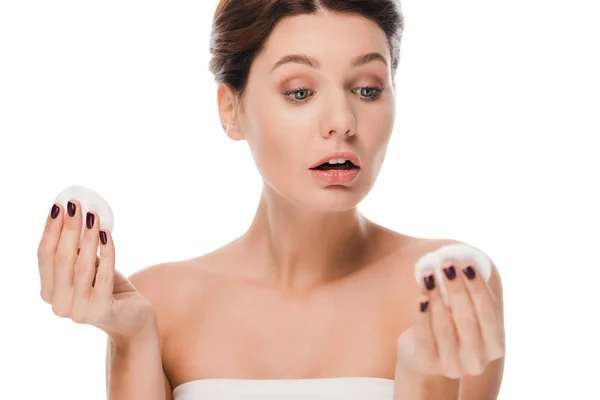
[230,11,396,212]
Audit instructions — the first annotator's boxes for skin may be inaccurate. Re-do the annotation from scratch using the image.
[38,10,505,400]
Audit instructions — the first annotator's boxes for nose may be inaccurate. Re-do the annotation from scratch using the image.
[320,97,356,139]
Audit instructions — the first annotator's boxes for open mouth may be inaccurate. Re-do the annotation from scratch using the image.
[310,160,360,171]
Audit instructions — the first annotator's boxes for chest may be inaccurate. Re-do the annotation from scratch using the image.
[163,266,412,388]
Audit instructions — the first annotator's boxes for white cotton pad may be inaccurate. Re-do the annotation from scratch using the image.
[414,243,492,306]
[54,185,114,247]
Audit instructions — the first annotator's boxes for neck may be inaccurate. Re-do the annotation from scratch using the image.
[239,184,375,292]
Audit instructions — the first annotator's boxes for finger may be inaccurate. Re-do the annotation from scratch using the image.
[92,228,115,307]
[38,203,64,303]
[412,294,439,374]
[72,211,101,322]
[422,270,461,378]
[460,263,505,362]
[442,261,486,375]
[52,200,81,317]
[113,269,136,294]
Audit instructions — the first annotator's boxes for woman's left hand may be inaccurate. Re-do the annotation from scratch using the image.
[396,260,505,379]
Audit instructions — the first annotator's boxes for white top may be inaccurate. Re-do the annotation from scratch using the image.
[172,377,395,400]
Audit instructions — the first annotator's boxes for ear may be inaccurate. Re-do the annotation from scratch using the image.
[217,83,244,141]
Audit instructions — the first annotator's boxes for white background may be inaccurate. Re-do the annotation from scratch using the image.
[1,0,598,398]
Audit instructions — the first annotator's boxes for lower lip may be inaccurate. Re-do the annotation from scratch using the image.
[309,168,360,184]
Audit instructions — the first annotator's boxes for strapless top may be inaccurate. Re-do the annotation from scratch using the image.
[172,377,395,399]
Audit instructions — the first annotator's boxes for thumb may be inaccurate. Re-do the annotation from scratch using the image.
[396,327,416,360]
[91,254,136,294]
[113,269,137,294]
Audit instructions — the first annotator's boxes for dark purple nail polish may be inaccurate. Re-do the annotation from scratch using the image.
[420,301,429,313]
[86,212,95,229]
[50,204,60,219]
[423,275,435,290]
[463,266,476,280]
[99,231,107,245]
[443,265,456,280]
[67,201,76,217]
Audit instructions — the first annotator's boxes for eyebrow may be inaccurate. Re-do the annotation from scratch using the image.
[270,52,388,72]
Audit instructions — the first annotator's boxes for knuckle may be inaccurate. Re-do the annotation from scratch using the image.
[74,262,89,277]
[442,362,461,379]
[488,339,506,360]
[70,310,88,324]
[468,363,485,376]
[451,365,463,379]
[95,271,109,285]
[55,252,74,267]
[475,358,487,375]
[463,353,486,376]
[40,289,53,304]
[52,305,71,319]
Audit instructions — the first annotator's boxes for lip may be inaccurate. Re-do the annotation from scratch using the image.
[309,151,361,169]
[310,168,360,185]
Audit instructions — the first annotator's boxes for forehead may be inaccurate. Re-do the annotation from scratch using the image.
[255,11,391,71]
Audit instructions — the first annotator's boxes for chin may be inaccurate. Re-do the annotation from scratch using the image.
[296,185,371,213]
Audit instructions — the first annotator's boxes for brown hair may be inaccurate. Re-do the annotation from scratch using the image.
[209,0,404,96]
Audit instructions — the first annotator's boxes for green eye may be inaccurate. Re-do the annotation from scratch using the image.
[283,87,313,104]
[292,90,309,101]
[360,87,377,97]
[283,85,384,104]
[354,86,383,101]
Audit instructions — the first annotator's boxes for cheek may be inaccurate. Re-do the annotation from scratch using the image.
[361,103,395,147]
[359,104,395,172]
[245,102,315,174]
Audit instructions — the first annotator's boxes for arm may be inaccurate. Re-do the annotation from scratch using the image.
[105,315,173,400]
[106,265,176,400]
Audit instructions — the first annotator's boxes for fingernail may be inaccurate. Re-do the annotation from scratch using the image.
[99,230,107,245]
[50,204,60,219]
[420,301,429,312]
[463,266,476,280]
[443,265,456,280]
[423,274,435,290]
[86,212,95,229]
[67,201,76,217]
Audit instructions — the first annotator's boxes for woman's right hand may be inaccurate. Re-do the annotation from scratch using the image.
[37,199,157,342]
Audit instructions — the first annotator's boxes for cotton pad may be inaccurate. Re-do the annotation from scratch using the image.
[414,243,492,306]
[54,185,114,247]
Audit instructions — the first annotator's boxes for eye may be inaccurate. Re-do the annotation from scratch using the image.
[353,85,384,101]
[282,85,385,104]
[283,87,313,104]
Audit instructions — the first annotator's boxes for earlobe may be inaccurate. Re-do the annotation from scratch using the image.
[217,83,244,141]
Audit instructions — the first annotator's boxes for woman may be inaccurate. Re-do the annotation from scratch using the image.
[37,0,505,399]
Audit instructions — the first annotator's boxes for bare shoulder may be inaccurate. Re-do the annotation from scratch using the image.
[125,252,222,333]
[126,239,234,298]
[128,260,189,299]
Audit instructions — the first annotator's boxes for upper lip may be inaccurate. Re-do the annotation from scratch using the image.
[309,151,361,169]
